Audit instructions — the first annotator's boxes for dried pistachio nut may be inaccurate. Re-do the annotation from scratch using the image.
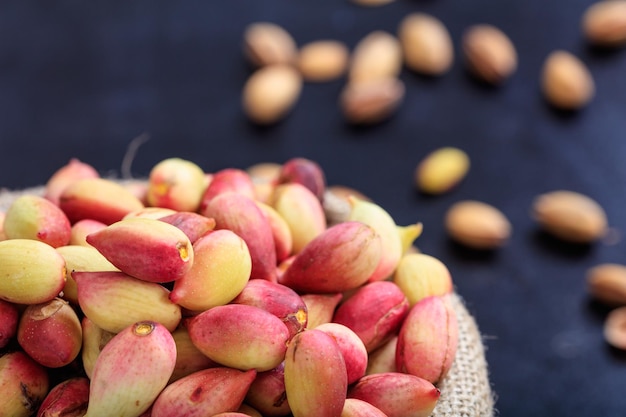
[532,190,607,243]
[170,229,252,312]
[348,372,440,417]
[38,377,90,417]
[396,295,458,384]
[86,217,193,283]
[444,200,511,249]
[279,221,382,293]
[74,270,182,333]
[85,321,176,417]
[316,322,368,385]
[349,31,402,83]
[0,351,49,417]
[582,0,626,47]
[81,317,115,379]
[586,263,626,306]
[393,253,453,306]
[340,77,405,125]
[342,398,388,417]
[59,177,144,225]
[284,329,348,417]
[0,239,66,304]
[462,24,517,84]
[415,147,470,195]
[245,362,291,417]
[17,297,82,368]
[0,299,19,349]
[277,157,327,202]
[146,157,207,212]
[200,167,256,209]
[398,13,454,76]
[170,326,218,384]
[187,304,290,372]
[44,158,100,206]
[152,367,257,416]
[366,336,398,375]
[243,64,302,125]
[271,182,327,254]
[541,50,594,110]
[347,196,403,282]
[298,40,349,82]
[203,192,277,282]
[243,22,297,67]
[333,281,409,352]
[301,292,343,329]
[56,244,119,305]
[3,194,71,248]
[604,306,626,349]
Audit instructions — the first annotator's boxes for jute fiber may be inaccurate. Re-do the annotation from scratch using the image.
[0,185,496,417]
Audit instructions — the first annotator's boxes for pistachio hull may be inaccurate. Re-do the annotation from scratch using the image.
[341,398,388,417]
[158,211,216,243]
[316,323,368,385]
[44,158,100,206]
[187,304,290,372]
[170,326,218,383]
[74,270,181,333]
[199,168,256,208]
[279,221,382,293]
[333,281,409,352]
[81,317,115,379]
[170,229,252,311]
[396,295,458,384]
[276,157,326,202]
[365,336,398,375]
[245,363,291,417]
[393,253,453,306]
[37,376,90,417]
[84,321,176,417]
[86,217,193,283]
[0,239,66,304]
[146,157,207,212]
[152,367,256,417]
[0,299,19,348]
[301,292,343,329]
[256,201,294,263]
[348,372,439,417]
[17,297,82,368]
[284,329,348,417]
[0,351,49,417]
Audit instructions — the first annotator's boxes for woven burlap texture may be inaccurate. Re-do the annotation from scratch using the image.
[0,185,496,417]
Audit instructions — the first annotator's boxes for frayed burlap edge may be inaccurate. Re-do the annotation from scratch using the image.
[0,185,496,417]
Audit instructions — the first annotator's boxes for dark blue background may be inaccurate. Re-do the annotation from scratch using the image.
[2,1,626,415]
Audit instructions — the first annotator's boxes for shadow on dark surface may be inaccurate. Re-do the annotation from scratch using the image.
[446,238,500,263]
[530,229,595,259]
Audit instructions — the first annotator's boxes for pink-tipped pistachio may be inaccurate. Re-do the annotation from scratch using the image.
[0,299,19,349]
[17,297,82,368]
[279,221,382,293]
[158,211,216,243]
[59,177,144,225]
[170,325,219,383]
[341,398,388,417]
[231,279,307,340]
[271,183,327,254]
[284,328,348,417]
[202,192,277,282]
[146,157,208,212]
[347,196,403,282]
[187,304,290,372]
[245,362,291,417]
[301,292,343,329]
[3,194,72,248]
[316,322,369,385]
[84,321,177,417]
[200,168,257,209]
[276,157,326,202]
[69,218,107,246]
[44,158,100,206]
[152,367,257,417]
[170,229,252,312]
[86,217,193,283]
[74,270,181,333]
[393,253,453,306]
[396,295,458,384]
[36,377,90,417]
[56,244,119,305]
[0,351,49,417]
[0,239,66,304]
[81,317,116,379]
[348,372,440,417]
[333,281,409,352]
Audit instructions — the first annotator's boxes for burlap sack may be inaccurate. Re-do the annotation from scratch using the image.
[0,184,495,417]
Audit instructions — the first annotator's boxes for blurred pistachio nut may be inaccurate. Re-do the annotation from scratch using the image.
[541,50,594,110]
[340,77,405,125]
[415,147,470,195]
[532,190,607,243]
[582,0,626,47]
[243,22,297,67]
[0,238,66,304]
[298,40,349,82]
[349,31,402,83]
[398,13,454,76]
[462,24,517,84]
[586,263,626,306]
[243,65,302,124]
[445,200,511,249]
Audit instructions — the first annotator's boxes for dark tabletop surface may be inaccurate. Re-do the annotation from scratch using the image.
[2,1,626,416]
